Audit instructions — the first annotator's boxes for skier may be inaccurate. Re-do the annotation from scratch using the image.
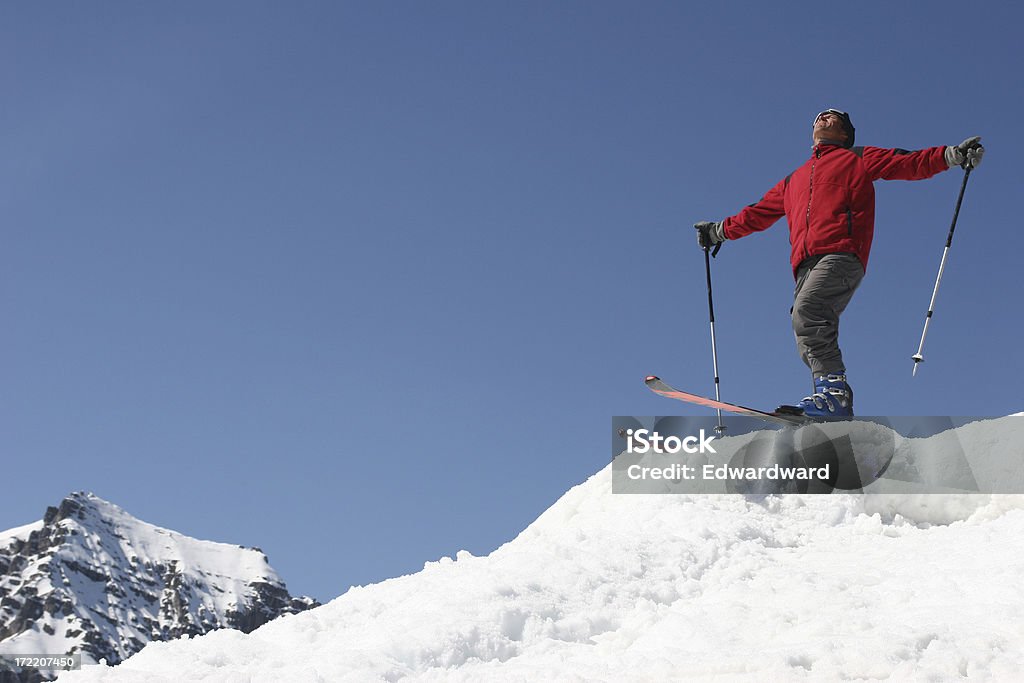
[694,109,983,417]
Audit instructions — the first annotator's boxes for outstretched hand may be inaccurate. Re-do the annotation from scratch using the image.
[946,136,984,169]
[695,221,726,254]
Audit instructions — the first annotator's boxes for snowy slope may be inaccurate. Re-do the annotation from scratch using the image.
[60,418,1024,682]
[0,492,317,674]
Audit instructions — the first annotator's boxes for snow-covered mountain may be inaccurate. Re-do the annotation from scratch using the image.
[60,416,1024,681]
[0,492,317,679]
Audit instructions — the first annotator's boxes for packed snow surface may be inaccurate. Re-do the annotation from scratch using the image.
[61,418,1024,682]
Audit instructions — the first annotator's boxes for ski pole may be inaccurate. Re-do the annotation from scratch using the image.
[703,243,727,433]
[911,163,973,376]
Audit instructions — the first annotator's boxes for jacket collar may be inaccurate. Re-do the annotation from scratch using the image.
[813,139,847,150]
[812,140,850,157]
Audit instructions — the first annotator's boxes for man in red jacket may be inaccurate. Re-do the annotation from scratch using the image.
[695,109,983,417]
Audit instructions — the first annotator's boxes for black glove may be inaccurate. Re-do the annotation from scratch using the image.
[695,221,726,251]
[945,136,984,169]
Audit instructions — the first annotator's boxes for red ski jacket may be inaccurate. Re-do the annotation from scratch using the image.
[722,143,950,277]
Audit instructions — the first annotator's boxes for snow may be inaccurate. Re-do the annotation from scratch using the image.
[62,493,277,593]
[0,519,42,546]
[59,418,1024,682]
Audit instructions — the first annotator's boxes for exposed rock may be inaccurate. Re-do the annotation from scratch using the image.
[0,493,318,680]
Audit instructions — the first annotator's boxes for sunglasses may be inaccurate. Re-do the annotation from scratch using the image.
[815,109,848,123]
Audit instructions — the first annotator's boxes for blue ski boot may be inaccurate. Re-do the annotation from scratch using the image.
[796,374,854,418]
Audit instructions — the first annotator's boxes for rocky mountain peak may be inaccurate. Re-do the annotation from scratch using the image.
[0,493,317,679]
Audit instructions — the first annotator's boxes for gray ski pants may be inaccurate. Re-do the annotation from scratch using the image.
[791,253,864,377]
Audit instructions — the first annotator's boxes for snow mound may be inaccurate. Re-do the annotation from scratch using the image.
[60,419,1024,682]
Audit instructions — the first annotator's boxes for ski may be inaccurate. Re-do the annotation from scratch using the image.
[644,375,813,427]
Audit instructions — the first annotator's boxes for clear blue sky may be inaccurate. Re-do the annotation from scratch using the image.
[2,2,1021,601]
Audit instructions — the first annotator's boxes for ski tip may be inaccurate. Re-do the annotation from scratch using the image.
[644,375,661,384]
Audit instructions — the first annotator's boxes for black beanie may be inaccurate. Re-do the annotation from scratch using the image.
[838,111,856,148]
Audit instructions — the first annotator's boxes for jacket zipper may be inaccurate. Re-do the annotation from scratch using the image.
[803,146,820,263]
[846,207,853,235]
